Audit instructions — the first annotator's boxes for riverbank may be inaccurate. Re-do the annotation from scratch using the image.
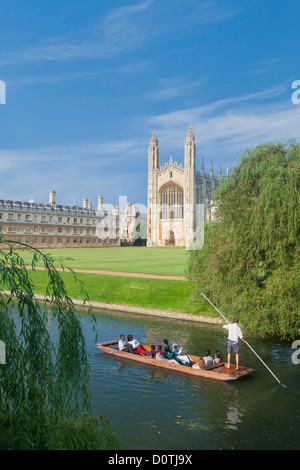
[3,247,221,324]
[23,270,219,318]
[36,292,223,325]
[1,287,221,325]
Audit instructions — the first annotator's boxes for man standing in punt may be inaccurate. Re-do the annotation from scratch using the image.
[223,318,248,370]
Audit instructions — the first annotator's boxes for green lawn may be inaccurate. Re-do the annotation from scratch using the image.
[16,247,188,276]
[8,246,217,317]
[27,270,217,316]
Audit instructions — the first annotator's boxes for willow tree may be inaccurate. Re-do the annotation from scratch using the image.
[0,238,119,450]
[187,140,300,339]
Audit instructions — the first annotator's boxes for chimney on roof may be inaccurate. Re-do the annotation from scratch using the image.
[83,198,88,209]
[97,196,103,211]
[49,190,56,205]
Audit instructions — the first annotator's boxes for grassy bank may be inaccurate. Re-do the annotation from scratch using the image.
[16,247,187,276]
[27,270,217,316]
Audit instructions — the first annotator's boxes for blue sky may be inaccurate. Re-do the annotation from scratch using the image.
[0,0,299,209]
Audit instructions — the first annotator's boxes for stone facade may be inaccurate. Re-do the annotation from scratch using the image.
[0,190,147,249]
[147,125,222,247]
[0,191,120,249]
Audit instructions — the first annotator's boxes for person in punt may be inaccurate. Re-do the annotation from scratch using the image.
[203,350,214,367]
[222,317,248,370]
[149,345,156,359]
[192,357,206,370]
[155,346,178,365]
[127,335,146,355]
[162,339,171,356]
[213,350,223,365]
[118,335,134,353]
[164,344,184,365]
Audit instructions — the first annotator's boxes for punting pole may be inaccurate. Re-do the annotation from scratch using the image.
[201,293,287,388]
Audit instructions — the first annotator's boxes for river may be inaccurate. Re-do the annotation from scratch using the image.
[78,308,300,451]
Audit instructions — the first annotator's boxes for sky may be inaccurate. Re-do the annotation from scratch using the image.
[0,0,300,210]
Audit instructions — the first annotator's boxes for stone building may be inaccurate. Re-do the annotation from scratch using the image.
[147,125,222,247]
[0,190,120,249]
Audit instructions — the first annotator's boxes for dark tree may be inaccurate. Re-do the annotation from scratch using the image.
[187,141,300,339]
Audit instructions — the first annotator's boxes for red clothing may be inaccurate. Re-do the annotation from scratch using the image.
[133,345,145,354]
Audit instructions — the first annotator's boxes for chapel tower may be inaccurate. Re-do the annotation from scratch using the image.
[147,131,159,245]
[147,126,221,247]
[184,124,196,246]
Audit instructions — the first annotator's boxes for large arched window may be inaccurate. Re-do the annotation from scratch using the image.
[159,182,184,220]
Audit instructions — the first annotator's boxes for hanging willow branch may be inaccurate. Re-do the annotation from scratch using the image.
[0,237,119,450]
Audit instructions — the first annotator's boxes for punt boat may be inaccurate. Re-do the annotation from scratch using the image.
[96,340,256,382]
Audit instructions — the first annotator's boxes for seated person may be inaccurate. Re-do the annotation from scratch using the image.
[192,357,206,370]
[213,350,223,364]
[203,350,214,367]
[155,345,167,361]
[155,346,178,365]
[127,335,146,355]
[149,345,156,359]
[118,335,134,353]
[162,339,171,355]
[165,344,184,365]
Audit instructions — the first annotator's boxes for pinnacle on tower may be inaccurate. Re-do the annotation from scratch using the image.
[186,123,195,141]
[150,130,158,144]
[149,129,159,170]
[184,124,196,168]
[201,158,204,175]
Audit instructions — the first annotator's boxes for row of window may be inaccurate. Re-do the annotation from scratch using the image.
[5,236,112,245]
[2,226,97,235]
[1,213,96,225]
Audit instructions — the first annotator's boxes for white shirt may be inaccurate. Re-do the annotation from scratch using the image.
[223,323,243,343]
[156,352,167,361]
[118,339,128,350]
[128,339,139,348]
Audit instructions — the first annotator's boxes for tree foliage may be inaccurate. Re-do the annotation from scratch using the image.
[0,239,119,449]
[187,140,300,339]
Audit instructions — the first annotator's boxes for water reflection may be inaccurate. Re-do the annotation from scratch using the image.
[73,308,300,449]
[225,405,244,430]
[7,302,299,449]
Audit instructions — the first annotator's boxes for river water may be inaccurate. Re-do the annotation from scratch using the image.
[78,308,300,451]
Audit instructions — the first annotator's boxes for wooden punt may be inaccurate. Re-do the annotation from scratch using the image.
[96,340,256,382]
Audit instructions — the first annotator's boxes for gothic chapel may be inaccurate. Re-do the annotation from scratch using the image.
[147,125,222,247]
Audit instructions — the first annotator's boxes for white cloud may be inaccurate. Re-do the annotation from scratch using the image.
[140,81,298,168]
[1,81,298,205]
[0,136,146,205]
[0,1,155,66]
[0,0,244,66]
[146,77,207,101]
